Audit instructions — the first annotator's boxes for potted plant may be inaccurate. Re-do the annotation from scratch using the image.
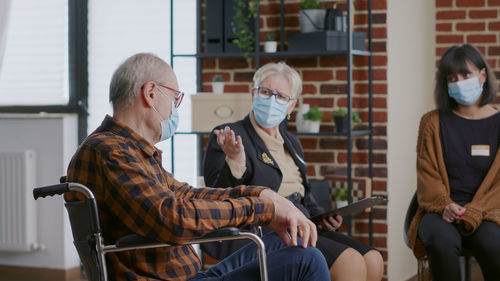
[301,106,323,133]
[333,185,349,208]
[299,0,325,33]
[231,0,259,60]
[212,74,224,94]
[331,107,363,133]
[264,32,277,53]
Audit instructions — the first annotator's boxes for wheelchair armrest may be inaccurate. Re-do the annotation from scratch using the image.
[115,227,241,248]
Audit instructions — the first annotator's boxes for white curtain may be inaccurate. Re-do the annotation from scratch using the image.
[0,0,12,76]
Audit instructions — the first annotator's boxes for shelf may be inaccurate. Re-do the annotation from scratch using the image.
[197,49,371,59]
[175,129,371,137]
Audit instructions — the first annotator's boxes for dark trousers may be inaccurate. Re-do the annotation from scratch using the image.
[418,213,500,281]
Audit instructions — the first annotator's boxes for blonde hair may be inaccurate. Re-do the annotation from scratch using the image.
[253,62,302,98]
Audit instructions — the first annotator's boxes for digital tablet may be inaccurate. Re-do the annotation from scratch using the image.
[310,196,388,224]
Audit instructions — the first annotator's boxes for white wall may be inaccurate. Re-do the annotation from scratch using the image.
[0,114,79,269]
[386,1,436,280]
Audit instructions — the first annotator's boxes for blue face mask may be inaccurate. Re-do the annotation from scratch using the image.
[153,101,179,142]
[448,76,483,106]
[252,94,288,128]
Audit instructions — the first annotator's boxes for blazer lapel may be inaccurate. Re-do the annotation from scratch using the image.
[242,115,280,170]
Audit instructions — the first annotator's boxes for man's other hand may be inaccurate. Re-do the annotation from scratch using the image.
[259,189,317,248]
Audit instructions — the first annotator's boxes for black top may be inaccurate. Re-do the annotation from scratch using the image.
[439,111,500,204]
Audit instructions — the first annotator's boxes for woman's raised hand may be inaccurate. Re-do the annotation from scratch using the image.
[214,126,246,164]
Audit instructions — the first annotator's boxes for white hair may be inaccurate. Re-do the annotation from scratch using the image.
[252,62,302,98]
[109,53,168,110]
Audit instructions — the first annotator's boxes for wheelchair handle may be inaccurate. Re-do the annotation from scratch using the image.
[33,182,94,200]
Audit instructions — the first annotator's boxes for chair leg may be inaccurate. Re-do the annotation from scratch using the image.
[464,256,471,281]
[418,259,428,281]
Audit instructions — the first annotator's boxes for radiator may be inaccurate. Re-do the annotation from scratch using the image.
[0,150,38,252]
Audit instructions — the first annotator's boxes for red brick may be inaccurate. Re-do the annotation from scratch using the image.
[320,166,347,177]
[436,23,452,32]
[373,180,387,191]
[284,15,300,28]
[260,3,280,15]
[456,22,485,31]
[372,42,387,52]
[356,138,387,150]
[466,34,497,43]
[202,59,216,69]
[436,47,450,56]
[265,17,280,29]
[436,0,453,7]
[338,152,369,164]
[373,69,387,81]
[373,55,388,66]
[223,84,249,93]
[303,70,334,81]
[284,3,300,13]
[286,57,318,68]
[355,222,388,233]
[373,125,387,136]
[302,84,317,94]
[372,13,387,24]
[304,151,334,163]
[320,56,347,67]
[306,165,316,177]
[354,14,369,25]
[336,70,347,80]
[354,0,387,10]
[233,72,253,82]
[374,83,387,94]
[219,58,249,69]
[372,27,387,39]
[457,0,485,6]
[469,9,497,18]
[320,138,348,149]
[489,0,500,5]
[299,137,318,150]
[320,84,347,95]
[436,11,466,20]
[302,97,334,107]
[489,21,500,30]
[355,166,387,178]
[436,35,464,44]
[488,46,500,56]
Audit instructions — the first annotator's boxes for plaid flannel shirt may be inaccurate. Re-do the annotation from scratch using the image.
[65,115,274,280]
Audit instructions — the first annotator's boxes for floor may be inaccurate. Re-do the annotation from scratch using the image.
[407,261,484,281]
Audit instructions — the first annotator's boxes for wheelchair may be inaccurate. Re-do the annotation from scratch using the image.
[33,182,268,281]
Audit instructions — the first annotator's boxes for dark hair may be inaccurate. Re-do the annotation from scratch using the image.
[434,44,497,111]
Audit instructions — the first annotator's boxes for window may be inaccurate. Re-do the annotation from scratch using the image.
[0,0,69,105]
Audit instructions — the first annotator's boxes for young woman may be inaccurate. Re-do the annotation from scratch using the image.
[407,44,500,281]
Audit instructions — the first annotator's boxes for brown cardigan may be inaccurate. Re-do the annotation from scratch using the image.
[408,110,500,258]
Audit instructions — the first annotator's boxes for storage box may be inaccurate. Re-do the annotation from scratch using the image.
[191,93,252,132]
[288,31,366,52]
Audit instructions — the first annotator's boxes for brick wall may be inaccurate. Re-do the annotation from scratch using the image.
[436,0,500,100]
[200,0,390,278]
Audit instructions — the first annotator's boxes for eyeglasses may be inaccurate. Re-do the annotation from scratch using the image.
[156,83,184,108]
[254,87,295,105]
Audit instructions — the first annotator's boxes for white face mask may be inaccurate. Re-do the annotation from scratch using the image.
[448,76,483,106]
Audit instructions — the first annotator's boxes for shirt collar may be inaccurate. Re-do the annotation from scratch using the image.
[100,115,159,157]
[249,112,284,151]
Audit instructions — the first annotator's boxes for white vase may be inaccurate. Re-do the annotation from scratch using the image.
[212,82,224,94]
[336,200,348,209]
[303,120,320,133]
[299,9,326,33]
[296,103,310,132]
[264,41,278,53]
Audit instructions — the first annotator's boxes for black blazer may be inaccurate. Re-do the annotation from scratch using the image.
[203,114,325,218]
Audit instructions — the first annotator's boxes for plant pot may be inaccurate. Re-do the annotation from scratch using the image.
[212,82,224,94]
[299,9,326,33]
[336,200,348,209]
[264,41,278,53]
[334,116,349,133]
[300,120,320,133]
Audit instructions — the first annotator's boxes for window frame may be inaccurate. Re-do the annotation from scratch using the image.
[0,0,88,143]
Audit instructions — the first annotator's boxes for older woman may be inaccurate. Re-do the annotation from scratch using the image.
[203,62,384,281]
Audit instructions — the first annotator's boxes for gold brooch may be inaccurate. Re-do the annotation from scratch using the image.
[262,152,274,166]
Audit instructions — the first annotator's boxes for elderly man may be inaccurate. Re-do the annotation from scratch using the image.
[65,53,329,281]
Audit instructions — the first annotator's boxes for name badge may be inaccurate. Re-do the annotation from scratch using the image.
[471,145,490,156]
